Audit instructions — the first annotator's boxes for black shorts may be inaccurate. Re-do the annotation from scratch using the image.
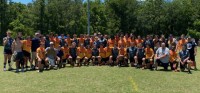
[180,62,187,70]
[103,57,109,62]
[72,56,77,61]
[16,52,24,61]
[145,59,151,64]
[23,50,31,58]
[189,55,195,62]
[41,59,45,64]
[112,57,117,61]
[4,49,12,55]
[80,57,85,62]
[86,57,91,62]
[138,58,143,65]
[130,57,135,63]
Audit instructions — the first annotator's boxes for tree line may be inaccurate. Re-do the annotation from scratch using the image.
[1,0,200,41]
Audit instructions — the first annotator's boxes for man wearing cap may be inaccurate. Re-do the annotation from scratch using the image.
[3,30,14,71]
[45,42,60,69]
[186,36,197,70]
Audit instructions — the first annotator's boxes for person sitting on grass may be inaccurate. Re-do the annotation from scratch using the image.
[155,43,170,71]
[117,45,128,67]
[169,45,179,72]
[144,43,154,70]
[45,42,60,70]
[127,42,137,67]
[76,43,86,67]
[109,44,119,66]
[37,43,47,72]
[134,43,145,69]
[84,45,92,66]
[179,45,192,74]
[91,45,100,66]
[69,42,77,67]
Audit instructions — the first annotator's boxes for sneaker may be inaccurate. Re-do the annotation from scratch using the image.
[21,69,24,72]
[3,68,6,71]
[8,67,13,71]
[16,69,19,73]
[188,71,192,74]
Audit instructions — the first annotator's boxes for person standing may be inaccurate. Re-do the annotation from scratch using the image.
[31,33,41,70]
[186,36,197,70]
[3,30,14,71]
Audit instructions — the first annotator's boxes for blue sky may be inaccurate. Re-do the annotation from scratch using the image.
[12,0,33,4]
[12,0,100,4]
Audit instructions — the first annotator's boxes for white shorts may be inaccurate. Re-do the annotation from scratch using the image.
[47,57,55,66]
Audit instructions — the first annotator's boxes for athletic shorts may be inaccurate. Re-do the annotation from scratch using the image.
[145,59,151,64]
[4,49,12,55]
[189,55,195,62]
[103,57,109,62]
[41,59,45,64]
[16,52,24,61]
[129,57,134,63]
[23,50,31,58]
[80,57,85,62]
[138,58,143,65]
[112,57,117,61]
[47,57,55,66]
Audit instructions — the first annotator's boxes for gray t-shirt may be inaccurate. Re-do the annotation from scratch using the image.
[156,47,169,63]
[45,47,56,59]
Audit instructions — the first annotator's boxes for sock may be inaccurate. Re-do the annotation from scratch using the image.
[8,60,11,67]
[4,63,6,68]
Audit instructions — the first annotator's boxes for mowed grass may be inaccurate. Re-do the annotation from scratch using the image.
[0,47,200,93]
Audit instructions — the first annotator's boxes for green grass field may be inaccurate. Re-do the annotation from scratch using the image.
[0,47,200,93]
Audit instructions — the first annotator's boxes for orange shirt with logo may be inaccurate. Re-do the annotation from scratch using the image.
[169,50,178,62]
[22,40,32,53]
[37,47,45,59]
[145,48,154,59]
[77,47,86,58]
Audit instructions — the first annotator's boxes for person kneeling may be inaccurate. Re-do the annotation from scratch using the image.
[169,46,179,72]
[117,45,128,67]
[179,45,192,74]
[37,43,47,72]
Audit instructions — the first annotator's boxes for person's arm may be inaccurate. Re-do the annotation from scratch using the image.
[194,46,197,56]
[159,48,169,59]
[155,48,159,59]
[36,50,41,61]
[151,49,155,59]
[11,41,15,53]
[3,37,8,46]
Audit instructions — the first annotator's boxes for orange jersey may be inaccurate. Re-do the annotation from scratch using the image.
[145,48,154,58]
[65,38,72,47]
[78,38,85,46]
[136,39,143,45]
[104,47,112,57]
[99,47,106,58]
[49,37,55,42]
[22,40,32,53]
[61,47,69,59]
[177,39,187,51]
[119,48,126,56]
[77,47,86,58]
[85,48,92,58]
[54,38,60,49]
[169,50,178,62]
[108,39,115,48]
[118,40,126,48]
[37,47,45,59]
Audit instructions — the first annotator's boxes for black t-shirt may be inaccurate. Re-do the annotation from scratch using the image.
[127,47,137,58]
[57,49,64,58]
[187,41,197,56]
[84,39,90,47]
[137,48,145,59]
[179,50,190,61]
[31,38,40,52]
[69,48,77,58]
[92,48,99,56]
[112,48,119,58]
[60,39,66,47]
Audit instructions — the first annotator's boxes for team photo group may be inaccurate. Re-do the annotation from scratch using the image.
[3,30,198,74]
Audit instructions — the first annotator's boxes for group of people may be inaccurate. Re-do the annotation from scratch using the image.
[3,30,198,74]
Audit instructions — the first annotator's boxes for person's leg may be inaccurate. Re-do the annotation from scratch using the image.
[76,57,80,67]
[155,59,161,70]
[187,60,192,74]
[3,54,8,71]
[7,54,12,70]
[170,62,174,71]
[38,60,43,72]
[98,56,101,66]
[109,56,113,66]
[142,58,146,69]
